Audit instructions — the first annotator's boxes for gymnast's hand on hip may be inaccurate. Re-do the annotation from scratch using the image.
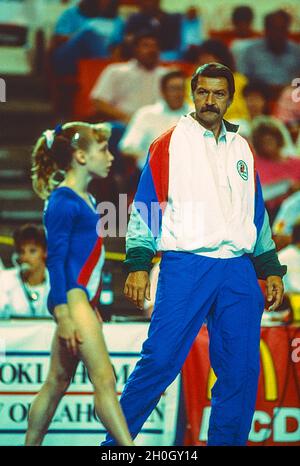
[55,305,83,356]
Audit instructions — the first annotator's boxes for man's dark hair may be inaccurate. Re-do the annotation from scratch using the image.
[132,29,160,48]
[292,221,300,244]
[242,80,271,99]
[79,0,119,18]
[161,70,185,91]
[232,6,254,25]
[13,224,46,252]
[264,9,291,29]
[191,63,235,100]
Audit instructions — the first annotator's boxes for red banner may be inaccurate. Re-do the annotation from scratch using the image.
[182,325,300,446]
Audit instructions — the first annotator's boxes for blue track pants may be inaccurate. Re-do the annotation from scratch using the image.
[102,252,265,446]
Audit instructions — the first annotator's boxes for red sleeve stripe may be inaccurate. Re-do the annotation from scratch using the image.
[78,237,103,287]
[148,126,174,209]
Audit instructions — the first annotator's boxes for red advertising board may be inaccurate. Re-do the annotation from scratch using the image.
[182,325,300,446]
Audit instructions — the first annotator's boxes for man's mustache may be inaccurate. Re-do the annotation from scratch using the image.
[200,105,220,114]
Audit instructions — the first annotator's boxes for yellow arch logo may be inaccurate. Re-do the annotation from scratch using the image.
[207,340,278,401]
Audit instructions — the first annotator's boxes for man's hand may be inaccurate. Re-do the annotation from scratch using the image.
[265,275,284,311]
[124,271,151,310]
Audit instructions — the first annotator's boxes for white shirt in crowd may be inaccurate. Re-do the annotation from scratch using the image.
[278,245,300,293]
[0,267,50,317]
[119,100,192,169]
[90,59,167,116]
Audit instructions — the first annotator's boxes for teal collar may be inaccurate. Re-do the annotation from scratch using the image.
[204,121,227,142]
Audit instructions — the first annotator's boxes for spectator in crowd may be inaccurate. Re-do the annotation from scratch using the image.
[54,0,123,41]
[273,81,300,156]
[119,70,191,170]
[90,31,166,124]
[234,10,300,91]
[187,39,249,121]
[252,119,300,219]
[208,6,259,52]
[179,6,204,58]
[124,0,181,60]
[278,222,300,293]
[231,6,257,40]
[233,80,269,137]
[52,0,124,75]
[243,81,269,120]
[237,85,297,154]
[0,224,50,318]
[273,191,300,237]
[228,6,261,54]
[274,81,300,126]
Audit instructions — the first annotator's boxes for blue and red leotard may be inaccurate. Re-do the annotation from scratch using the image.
[44,186,104,314]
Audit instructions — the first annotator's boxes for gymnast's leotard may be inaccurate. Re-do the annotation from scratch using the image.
[44,186,105,314]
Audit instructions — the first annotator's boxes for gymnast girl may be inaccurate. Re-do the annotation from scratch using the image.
[25,122,134,446]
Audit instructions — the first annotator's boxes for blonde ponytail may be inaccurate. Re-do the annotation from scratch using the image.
[31,122,111,200]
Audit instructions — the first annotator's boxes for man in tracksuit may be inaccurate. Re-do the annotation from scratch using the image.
[102,63,286,446]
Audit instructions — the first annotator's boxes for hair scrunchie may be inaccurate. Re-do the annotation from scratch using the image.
[43,124,63,150]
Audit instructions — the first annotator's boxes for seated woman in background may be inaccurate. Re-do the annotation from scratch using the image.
[273,82,300,157]
[233,80,269,137]
[238,86,298,156]
[252,118,300,221]
[0,224,50,318]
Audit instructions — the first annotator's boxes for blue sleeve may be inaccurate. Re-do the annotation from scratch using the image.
[55,7,82,36]
[253,173,275,256]
[124,155,158,273]
[124,129,172,273]
[44,192,80,308]
[112,17,125,45]
[250,173,287,279]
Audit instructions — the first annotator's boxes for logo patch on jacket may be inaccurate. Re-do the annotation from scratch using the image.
[237,160,248,180]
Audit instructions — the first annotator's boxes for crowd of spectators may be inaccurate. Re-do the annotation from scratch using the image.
[0,0,299,320]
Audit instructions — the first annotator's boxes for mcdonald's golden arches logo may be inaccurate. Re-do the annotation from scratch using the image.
[207,340,278,401]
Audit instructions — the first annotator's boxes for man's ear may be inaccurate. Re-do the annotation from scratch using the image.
[73,149,86,166]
